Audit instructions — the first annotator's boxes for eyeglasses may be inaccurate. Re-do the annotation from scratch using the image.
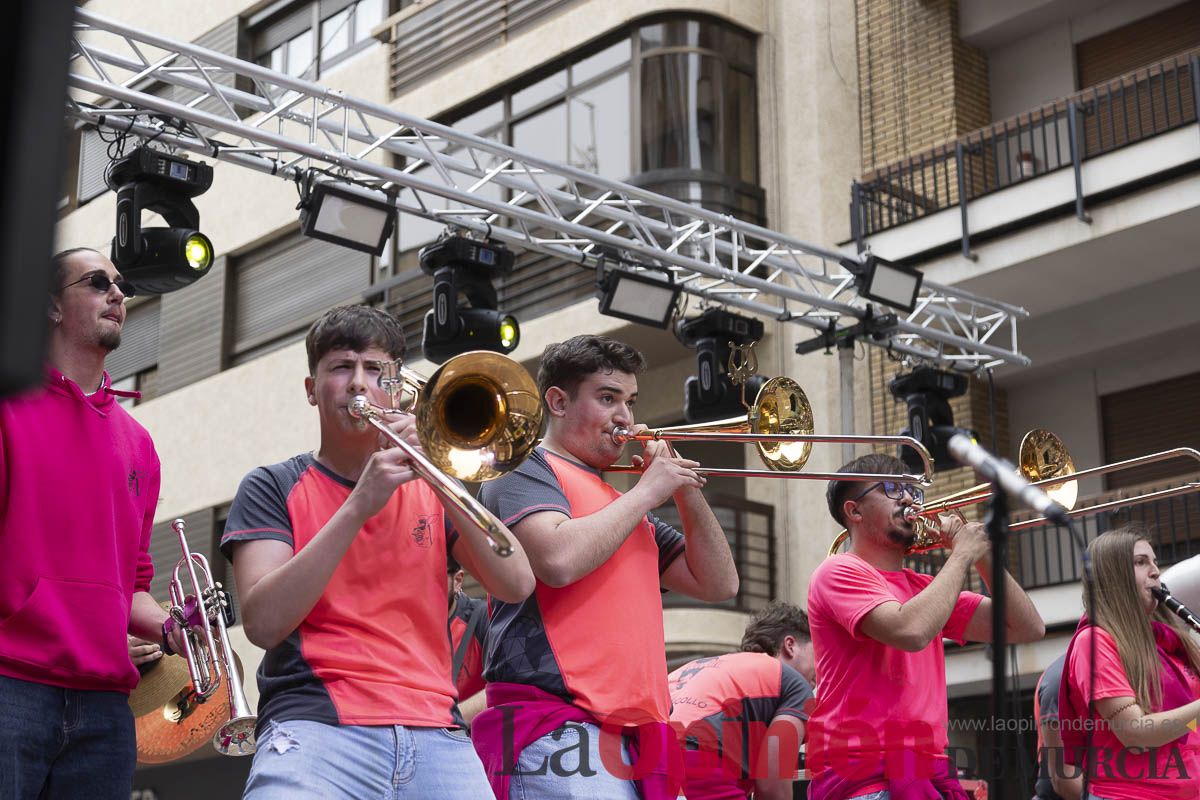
[851,480,924,505]
[60,271,136,298]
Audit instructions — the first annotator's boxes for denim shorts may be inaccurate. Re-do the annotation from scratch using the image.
[244,719,491,800]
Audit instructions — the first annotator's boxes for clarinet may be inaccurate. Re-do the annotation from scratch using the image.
[1152,582,1200,634]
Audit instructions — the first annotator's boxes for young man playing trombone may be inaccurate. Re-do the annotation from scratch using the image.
[221,305,534,799]
[806,453,1045,800]
[471,334,739,799]
[0,248,182,799]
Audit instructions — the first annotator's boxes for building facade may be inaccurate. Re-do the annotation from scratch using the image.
[56,0,1200,796]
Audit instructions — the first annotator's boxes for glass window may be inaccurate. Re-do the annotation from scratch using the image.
[288,29,315,78]
[641,53,720,173]
[572,39,631,85]
[354,0,386,43]
[570,72,630,180]
[453,101,504,137]
[513,103,568,190]
[512,70,567,115]
[321,7,353,61]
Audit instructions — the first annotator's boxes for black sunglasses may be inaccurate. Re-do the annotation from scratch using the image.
[61,271,136,298]
[851,480,924,505]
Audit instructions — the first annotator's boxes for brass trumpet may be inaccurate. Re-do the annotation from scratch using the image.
[167,519,256,756]
[608,377,935,484]
[348,350,544,557]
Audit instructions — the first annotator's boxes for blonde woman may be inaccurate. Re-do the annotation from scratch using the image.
[1059,527,1200,800]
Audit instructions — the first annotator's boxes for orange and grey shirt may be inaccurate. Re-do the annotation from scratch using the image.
[669,652,813,772]
[477,447,685,724]
[221,453,462,734]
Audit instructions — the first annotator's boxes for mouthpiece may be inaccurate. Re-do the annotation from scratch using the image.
[611,427,632,445]
[348,395,371,419]
[1151,584,1168,602]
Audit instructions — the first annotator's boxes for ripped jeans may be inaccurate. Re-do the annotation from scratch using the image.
[244,719,491,799]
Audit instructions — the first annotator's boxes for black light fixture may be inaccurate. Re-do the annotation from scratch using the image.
[420,234,519,364]
[676,308,767,424]
[889,366,978,472]
[109,146,215,294]
[596,263,680,328]
[841,254,923,313]
[299,178,396,257]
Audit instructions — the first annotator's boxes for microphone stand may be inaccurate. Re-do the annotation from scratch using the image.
[985,481,1010,800]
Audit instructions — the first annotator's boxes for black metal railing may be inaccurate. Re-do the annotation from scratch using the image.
[655,493,776,613]
[851,49,1200,255]
[907,473,1200,592]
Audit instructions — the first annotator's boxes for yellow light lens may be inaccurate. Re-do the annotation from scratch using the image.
[184,235,213,270]
[499,316,519,350]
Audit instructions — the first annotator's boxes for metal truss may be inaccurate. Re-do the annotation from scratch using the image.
[66,9,1029,370]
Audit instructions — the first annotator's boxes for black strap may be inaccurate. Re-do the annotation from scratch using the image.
[451,598,484,685]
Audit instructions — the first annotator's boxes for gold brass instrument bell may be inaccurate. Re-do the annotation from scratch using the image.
[348,350,544,557]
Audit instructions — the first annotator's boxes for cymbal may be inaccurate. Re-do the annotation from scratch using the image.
[135,681,232,764]
[134,650,249,764]
[129,652,191,717]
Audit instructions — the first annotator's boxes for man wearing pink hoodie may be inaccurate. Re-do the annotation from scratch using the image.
[0,248,179,799]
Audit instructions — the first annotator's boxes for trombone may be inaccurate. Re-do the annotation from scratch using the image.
[167,519,256,756]
[607,376,935,484]
[347,350,544,557]
[827,431,1200,556]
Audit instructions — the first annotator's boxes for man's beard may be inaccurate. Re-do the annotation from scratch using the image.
[99,329,121,351]
[886,515,917,547]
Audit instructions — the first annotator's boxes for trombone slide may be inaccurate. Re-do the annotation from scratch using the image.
[348,397,514,557]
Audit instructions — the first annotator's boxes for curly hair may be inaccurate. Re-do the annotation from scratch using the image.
[740,601,810,656]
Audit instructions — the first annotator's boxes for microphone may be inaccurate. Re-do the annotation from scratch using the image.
[1152,583,1200,634]
[947,434,1072,525]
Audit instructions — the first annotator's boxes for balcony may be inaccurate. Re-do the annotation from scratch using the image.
[908,471,1200,592]
[851,49,1200,258]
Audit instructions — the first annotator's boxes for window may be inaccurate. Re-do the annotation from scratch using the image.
[383,15,761,353]
[251,0,388,81]
[229,230,376,364]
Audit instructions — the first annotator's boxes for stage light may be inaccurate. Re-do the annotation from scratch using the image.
[184,234,212,270]
[420,234,519,364]
[889,366,977,472]
[841,254,923,313]
[596,265,680,328]
[676,308,766,424]
[299,179,396,257]
[109,146,215,295]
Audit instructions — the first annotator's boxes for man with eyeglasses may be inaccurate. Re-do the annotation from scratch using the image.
[0,248,182,799]
[805,453,1045,800]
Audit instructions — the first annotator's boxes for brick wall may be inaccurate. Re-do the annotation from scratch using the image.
[857,0,991,174]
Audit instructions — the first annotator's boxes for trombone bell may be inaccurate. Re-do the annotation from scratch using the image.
[1019,428,1077,510]
[753,377,814,471]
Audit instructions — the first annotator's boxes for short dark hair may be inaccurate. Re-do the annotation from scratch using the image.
[536,335,646,399]
[741,601,810,656]
[50,247,103,295]
[305,305,406,374]
[825,453,907,527]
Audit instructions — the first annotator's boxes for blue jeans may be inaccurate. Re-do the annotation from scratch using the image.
[0,674,135,800]
[244,719,491,799]
[848,792,888,800]
[509,721,639,800]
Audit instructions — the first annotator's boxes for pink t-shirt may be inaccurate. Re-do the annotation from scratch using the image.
[805,553,983,779]
[1065,626,1200,800]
